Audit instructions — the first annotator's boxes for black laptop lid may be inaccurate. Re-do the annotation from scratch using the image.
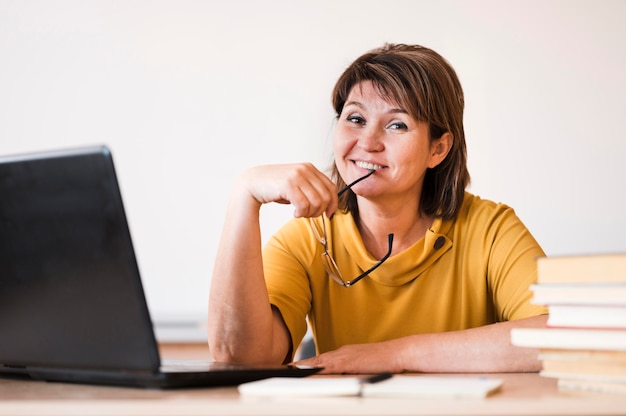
[0,146,160,373]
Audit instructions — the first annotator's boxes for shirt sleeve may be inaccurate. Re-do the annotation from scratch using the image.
[474,202,549,321]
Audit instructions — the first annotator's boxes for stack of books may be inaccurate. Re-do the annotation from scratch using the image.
[511,252,626,395]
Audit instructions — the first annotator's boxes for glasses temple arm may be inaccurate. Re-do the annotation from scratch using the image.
[338,169,376,197]
[344,233,394,287]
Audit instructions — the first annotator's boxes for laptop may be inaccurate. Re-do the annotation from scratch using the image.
[0,145,320,388]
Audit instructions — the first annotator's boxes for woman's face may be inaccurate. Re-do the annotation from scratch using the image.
[333,80,449,203]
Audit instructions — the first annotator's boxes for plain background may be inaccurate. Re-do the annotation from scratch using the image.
[1,0,624,338]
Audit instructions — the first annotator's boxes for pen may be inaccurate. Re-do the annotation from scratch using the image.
[361,372,393,384]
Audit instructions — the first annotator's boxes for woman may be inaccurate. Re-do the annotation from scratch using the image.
[208,43,548,374]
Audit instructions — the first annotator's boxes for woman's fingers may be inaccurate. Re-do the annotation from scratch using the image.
[244,163,338,218]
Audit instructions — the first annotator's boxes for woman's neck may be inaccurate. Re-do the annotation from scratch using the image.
[356,198,432,259]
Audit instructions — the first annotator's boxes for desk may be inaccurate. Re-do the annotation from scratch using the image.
[1,343,625,416]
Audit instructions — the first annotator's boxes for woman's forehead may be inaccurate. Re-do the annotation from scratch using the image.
[347,80,403,107]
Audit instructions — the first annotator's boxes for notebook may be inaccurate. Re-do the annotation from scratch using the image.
[238,375,504,398]
[0,145,321,389]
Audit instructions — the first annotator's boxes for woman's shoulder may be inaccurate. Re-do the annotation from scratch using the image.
[264,216,319,264]
[460,192,516,216]
[271,216,311,242]
[451,192,541,258]
[455,192,524,229]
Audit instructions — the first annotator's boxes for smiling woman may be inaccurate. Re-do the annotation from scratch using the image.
[207,43,549,375]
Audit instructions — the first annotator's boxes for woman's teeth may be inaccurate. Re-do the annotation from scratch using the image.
[355,161,382,170]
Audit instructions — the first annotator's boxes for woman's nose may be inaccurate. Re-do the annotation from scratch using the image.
[357,126,384,152]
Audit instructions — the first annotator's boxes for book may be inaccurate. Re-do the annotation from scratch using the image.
[536,253,626,284]
[238,375,504,399]
[239,376,362,397]
[516,252,626,397]
[558,378,626,395]
[510,328,626,351]
[530,283,626,306]
[539,348,626,363]
[360,375,503,398]
[546,305,626,329]
[540,358,626,383]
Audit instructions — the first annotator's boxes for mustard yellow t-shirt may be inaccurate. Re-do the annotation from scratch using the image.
[263,192,547,357]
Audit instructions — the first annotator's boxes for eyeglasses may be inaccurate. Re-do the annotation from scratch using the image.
[309,170,394,287]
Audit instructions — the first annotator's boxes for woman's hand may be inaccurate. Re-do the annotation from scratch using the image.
[294,341,402,374]
[238,163,338,219]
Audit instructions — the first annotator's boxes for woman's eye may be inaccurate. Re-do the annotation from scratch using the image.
[387,121,408,130]
[346,115,365,125]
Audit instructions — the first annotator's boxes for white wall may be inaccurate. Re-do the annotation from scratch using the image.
[1,0,624,331]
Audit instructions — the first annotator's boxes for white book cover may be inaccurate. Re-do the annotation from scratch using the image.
[361,375,503,398]
[511,328,626,351]
[531,283,626,306]
[547,305,626,329]
[238,375,503,399]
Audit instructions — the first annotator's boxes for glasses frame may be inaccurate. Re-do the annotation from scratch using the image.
[309,169,394,287]
[310,215,393,287]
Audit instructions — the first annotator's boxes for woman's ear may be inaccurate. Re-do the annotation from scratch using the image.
[428,132,453,169]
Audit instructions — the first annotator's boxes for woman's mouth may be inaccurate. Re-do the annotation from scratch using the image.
[355,160,384,170]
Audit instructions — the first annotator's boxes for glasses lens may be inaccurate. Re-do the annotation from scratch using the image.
[321,251,347,287]
[309,217,326,244]
[310,216,348,287]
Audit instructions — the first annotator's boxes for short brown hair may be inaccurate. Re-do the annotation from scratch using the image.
[330,43,470,220]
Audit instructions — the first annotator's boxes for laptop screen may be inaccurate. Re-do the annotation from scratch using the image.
[0,147,161,373]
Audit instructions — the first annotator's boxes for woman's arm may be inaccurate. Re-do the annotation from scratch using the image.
[295,314,548,373]
[207,163,337,364]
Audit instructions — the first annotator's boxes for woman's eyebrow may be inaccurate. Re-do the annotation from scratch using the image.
[344,100,408,115]
[344,100,364,109]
